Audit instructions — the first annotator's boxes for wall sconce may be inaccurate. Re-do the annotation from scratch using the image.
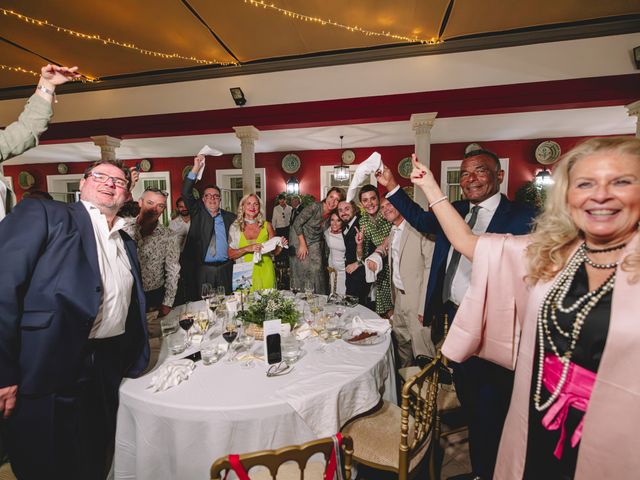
[634,46,640,69]
[286,177,300,195]
[333,135,350,181]
[230,87,247,106]
[534,168,553,188]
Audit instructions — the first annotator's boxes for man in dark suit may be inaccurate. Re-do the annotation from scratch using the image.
[181,154,236,298]
[0,160,149,479]
[339,200,370,306]
[378,149,536,480]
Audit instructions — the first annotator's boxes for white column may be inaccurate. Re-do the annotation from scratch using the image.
[626,100,640,138]
[410,112,438,209]
[233,126,260,196]
[90,135,121,161]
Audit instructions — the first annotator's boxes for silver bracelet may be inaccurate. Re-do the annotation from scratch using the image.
[37,84,57,103]
[428,195,448,208]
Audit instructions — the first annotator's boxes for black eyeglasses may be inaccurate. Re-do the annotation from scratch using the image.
[85,171,129,189]
[144,187,168,197]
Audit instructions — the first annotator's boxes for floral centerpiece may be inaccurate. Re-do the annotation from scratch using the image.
[236,289,299,328]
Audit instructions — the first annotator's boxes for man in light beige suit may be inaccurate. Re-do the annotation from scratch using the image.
[380,197,436,367]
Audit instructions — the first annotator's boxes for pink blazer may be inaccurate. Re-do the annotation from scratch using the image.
[442,232,640,479]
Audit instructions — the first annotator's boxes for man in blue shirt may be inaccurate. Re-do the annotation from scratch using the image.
[181,155,236,299]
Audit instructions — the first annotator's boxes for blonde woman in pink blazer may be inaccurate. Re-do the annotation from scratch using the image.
[408,136,640,480]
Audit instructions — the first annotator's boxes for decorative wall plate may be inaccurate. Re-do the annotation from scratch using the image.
[232,154,242,169]
[140,159,152,172]
[182,165,192,179]
[282,153,301,174]
[398,156,413,179]
[341,149,356,165]
[465,143,482,155]
[18,171,35,190]
[535,141,561,165]
[57,163,68,174]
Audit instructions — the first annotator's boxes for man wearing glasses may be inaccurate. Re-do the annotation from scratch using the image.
[181,154,236,299]
[123,188,180,317]
[0,160,149,479]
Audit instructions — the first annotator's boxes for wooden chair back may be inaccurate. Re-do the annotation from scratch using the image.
[210,435,353,480]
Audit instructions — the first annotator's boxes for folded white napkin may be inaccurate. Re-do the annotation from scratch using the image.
[147,359,195,392]
[295,323,313,340]
[364,252,383,283]
[196,145,223,180]
[346,152,383,202]
[253,236,288,263]
[351,315,391,335]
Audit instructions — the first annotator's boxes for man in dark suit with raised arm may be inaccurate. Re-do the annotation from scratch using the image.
[181,154,236,299]
[338,200,370,306]
[377,149,537,480]
[0,159,149,480]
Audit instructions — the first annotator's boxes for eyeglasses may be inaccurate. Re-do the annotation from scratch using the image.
[85,171,129,189]
[203,193,221,200]
[266,362,292,377]
[144,187,168,197]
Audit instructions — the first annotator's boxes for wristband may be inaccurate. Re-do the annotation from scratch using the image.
[37,84,57,103]
[428,195,448,208]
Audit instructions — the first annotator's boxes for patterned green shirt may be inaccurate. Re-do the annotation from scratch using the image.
[360,211,393,315]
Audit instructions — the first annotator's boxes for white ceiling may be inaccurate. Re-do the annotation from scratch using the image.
[4,105,635,165]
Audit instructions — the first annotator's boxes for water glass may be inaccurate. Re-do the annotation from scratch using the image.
[167,330,187,355]
[160,316,178,337]
[201,342,225,365]
[282,336,301,364]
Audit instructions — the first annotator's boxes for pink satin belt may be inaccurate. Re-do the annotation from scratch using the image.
[541,354,596,459]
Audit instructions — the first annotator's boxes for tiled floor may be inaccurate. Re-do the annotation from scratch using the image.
[441,427,472,478]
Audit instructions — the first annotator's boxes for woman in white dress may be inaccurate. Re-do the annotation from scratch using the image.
[324,211,346,295]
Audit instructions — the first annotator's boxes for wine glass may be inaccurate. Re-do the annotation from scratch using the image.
[304,280,314,301]
[179,306,195,346]
[201,283,213,303]
[222,316,239,360]
[195,311,210,337]
[216,285,226,301]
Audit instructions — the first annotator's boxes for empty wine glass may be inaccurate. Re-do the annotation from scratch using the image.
[201,283,213,302]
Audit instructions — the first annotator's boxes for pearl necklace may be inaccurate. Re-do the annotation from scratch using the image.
[243,217,258,224]
[533,246,616,412]
[584,242,626,254]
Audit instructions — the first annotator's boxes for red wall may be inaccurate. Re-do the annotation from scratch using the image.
[1,134,606,211]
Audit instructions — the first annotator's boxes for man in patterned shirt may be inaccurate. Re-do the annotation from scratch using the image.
[124,187,180,317]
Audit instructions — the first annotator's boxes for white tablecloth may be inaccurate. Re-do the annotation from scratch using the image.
[113,302,396,480]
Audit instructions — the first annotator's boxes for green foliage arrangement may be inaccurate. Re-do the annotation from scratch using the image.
[235,289,300,327]
[515,180,546,210]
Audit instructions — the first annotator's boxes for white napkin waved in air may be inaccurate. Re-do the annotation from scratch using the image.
[351,315,391,335]
[196,145,223,180]
[364,252,383,283]
[253,236,288,263]
[147,359,195,392]
[346,152,383,202]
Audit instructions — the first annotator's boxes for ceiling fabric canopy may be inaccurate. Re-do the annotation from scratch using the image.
[0,0,638,91]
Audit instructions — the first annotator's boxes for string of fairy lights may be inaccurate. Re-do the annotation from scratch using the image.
[1,3,441,84]
[242,0,441,45]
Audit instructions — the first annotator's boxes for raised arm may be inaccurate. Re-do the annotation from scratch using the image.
[410,154,478,260]
[181,155,205,213]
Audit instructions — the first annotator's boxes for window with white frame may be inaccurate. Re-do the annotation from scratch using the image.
[439,158,509,202]
[46,173,83,203]
[319,165,375,200]
[216,168,266,214]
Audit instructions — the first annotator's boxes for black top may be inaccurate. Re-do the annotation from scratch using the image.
[524,264,612,480]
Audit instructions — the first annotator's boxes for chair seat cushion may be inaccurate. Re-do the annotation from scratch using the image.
[341,401,430,472]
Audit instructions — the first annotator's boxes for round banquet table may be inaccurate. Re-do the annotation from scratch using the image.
[113,300,396,480]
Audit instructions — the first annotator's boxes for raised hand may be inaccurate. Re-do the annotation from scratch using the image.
[40,64,80,86]
[192,154,205,174]
[375,165,398,190]
[354,226,364,246]
[410,153,435,188]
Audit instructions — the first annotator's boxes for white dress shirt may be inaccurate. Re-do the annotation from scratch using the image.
[82,201,133,338]
[169,216,190,250]
[272,204,292,229]
[446,191,501,305]
[390,219,406,291]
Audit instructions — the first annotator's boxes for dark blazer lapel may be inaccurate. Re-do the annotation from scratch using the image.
[487,195,512,232]
[69,202,101,281]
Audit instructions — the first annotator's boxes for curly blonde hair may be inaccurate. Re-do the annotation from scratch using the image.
[235,193,265,232]
[526,136,640,284]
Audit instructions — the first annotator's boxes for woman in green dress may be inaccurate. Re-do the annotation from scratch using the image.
[228,194,285,291]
